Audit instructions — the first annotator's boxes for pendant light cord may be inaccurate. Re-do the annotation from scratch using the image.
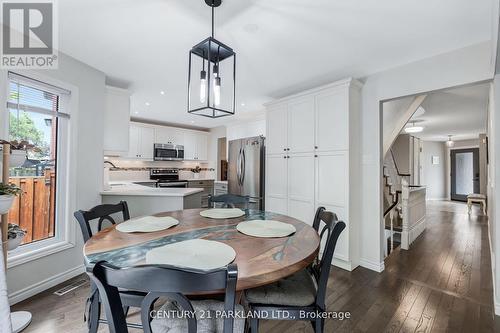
[211,5,215,38]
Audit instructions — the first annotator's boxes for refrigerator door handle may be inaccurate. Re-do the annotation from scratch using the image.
[241,149,247,186]
[236,148,242,186]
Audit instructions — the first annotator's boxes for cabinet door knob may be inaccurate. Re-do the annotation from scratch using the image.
[315,146,318,149]
[283,156,286,159]
[283,148,286,151]
[314,155,318,157]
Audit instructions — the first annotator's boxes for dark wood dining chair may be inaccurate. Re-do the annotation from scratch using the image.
[208,194,250,209]
[245,209,346,333]
[89,261,244,333]
[74,201,130,242]
[74,201,143,333]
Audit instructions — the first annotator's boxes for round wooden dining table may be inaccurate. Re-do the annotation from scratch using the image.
[83,208,320,291]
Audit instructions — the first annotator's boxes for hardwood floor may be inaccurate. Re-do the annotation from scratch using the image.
[12,201,500,332]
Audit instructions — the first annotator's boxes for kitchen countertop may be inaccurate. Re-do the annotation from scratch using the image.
[101,181,204,197]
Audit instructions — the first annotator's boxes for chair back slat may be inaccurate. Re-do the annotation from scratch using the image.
[208,194,250,209]
[74,201,130,242]
[314,212,345,309]
[89,261,239,333]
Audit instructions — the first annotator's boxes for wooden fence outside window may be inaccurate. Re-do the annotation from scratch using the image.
[7,169,56,244]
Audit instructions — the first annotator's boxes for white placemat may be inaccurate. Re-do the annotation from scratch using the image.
[200,208,245,219]
[236,220,296,238]
[116,216,179,233]
[145,239,236,270]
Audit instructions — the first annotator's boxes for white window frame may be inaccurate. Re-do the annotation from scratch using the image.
[4,70,79,269]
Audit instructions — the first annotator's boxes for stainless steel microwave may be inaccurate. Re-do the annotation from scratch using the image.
[153,143,184,161]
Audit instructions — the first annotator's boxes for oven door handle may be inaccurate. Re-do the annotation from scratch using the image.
[157,182,188,188]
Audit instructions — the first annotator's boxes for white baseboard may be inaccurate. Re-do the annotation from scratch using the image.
[8,265,85,305]
[487,218,500,316]
[359,258,384,273]
[426,198,448,201]
[332,258,356,271]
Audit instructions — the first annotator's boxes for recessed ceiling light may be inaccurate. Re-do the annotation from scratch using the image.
[160,91,165,95]
[241,102,245,106]
[190,120,195,124]
[145,102,150,106]
[134,111,139,114]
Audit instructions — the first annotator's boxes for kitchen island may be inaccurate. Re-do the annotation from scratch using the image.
[100,182,204,218]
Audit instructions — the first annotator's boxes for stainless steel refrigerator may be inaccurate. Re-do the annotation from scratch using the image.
[228,136,265,210]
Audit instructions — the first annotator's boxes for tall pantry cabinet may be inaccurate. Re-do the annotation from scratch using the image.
[265,78,362,271]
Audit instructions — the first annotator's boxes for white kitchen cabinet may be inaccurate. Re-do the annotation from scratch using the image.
[287,153,315,225]
[265,78,362,271]
[183,132,196,160]
[127,123,155,159]
[183,131,208,161]
[265,154,288,215]
[196,132,208,161]
[287,97,315,153]
[315,88,349,151]
[266,104,287,155]
[155,126,184,145]
[315,151,349,262]
[103,86,130,156]
[127,124,140,158]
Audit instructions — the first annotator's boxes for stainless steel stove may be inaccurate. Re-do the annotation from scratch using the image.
[149,168,188,188]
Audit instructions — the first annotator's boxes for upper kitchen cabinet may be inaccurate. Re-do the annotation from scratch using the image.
[183,131,208,161]
[155,126,184,145]
[127,123,155,159]
[315,87,349,152]
[287,96,315,153]
[103,86,130,156]
[265,104,287,155]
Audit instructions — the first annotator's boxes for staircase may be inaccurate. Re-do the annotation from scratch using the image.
[383,149,409,256]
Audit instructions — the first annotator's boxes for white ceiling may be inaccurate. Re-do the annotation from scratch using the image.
[405,83,490,141]
[58,0,495,128]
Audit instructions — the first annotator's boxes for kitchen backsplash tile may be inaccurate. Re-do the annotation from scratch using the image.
[105,159,215,181]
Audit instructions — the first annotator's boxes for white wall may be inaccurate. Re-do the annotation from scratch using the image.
[359,41,495,272]
[226,118,265,142]
[1,52,106,303]
[489,77,500,314]
[208,126,227,180]
[422,141,446,200]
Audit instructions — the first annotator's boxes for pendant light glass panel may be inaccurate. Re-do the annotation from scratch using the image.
[188,38,236,118]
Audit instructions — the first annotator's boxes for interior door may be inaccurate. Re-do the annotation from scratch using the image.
[228,139,242,196]
[451,148,479,201]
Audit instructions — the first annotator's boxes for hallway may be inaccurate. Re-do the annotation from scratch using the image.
[12,201,500,332]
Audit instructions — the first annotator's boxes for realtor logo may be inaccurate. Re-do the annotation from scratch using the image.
[1,0,58,68]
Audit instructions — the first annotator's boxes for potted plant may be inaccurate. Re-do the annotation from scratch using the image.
[7,223,26,251]
[0,183,22,215]
[191,166,201,179]
[0,139,38,168]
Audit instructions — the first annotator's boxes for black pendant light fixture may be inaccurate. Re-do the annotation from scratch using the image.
[187,0,236,118]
